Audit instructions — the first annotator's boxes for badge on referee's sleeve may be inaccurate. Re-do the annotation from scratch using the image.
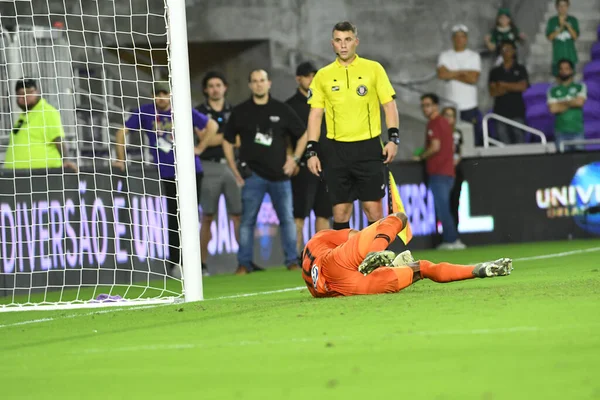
[307,88,313,100]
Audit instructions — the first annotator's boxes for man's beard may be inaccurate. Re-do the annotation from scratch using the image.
[559,73,573,82]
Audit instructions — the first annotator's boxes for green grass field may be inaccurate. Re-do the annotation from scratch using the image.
[1,239,600,400]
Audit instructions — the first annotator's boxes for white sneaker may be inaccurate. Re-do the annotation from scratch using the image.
[390,250,415,267]
[451,240,467,250]
[436,242,454,250]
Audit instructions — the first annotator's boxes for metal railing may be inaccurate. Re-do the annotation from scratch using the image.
[482,113,547,147]
[559,138,600,152]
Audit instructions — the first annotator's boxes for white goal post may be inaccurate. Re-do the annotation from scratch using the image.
[0,0,203,311]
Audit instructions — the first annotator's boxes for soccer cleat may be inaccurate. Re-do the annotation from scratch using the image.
[389,250,416,267]
[473,258,513,278]
[358,250,396,275]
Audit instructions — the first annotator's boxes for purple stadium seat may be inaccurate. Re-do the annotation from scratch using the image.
[593,42,600,61]
[586,120,600,135]
[583,61,600,81]
[584,106,600,151]
[584,99,600,121]
[586,80,600,101]
[585,121,600,150]
[523,83,551,105]
[526,102,552,119]
[526,113,555,143]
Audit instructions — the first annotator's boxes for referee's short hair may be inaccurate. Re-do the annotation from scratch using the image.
[420,93,440,104]
[333,21,357,37]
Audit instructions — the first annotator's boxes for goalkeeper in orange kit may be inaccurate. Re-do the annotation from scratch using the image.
[301,212,512,298]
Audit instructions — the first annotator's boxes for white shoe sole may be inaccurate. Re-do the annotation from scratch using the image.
[390,250,415,267]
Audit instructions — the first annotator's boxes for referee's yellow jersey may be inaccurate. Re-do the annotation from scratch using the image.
[307,55,396,142]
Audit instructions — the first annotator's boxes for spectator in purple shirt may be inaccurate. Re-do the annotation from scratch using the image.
[114,82,218,277]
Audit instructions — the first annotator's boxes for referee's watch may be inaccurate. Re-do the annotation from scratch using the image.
[388,127,400,145]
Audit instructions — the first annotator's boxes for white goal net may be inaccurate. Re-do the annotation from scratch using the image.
[0,0,203,311]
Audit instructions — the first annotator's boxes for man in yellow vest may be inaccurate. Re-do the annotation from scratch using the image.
[4,79,76,171]
[305,21,399,230]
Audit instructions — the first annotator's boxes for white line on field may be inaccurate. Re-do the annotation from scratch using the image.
[78,326,541,354]
[2,245,599,329]
[513,246,600,262]
[208,286,306,301]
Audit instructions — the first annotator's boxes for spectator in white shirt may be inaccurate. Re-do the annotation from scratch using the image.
[437,24,483,146]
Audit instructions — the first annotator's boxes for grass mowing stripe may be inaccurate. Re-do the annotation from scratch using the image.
[78,326,545,354]
[0,304,170,329]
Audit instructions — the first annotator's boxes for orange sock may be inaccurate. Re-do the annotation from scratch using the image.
[419,260,475,283]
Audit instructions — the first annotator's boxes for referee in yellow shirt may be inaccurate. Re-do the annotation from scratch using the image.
[305,21,400,230]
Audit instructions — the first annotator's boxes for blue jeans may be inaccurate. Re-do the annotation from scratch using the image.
[238,173,297,268]
[460,107,483,147]
[555,131,585,153]
[429,174,458,243]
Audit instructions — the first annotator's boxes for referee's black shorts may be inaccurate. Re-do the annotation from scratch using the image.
[291,166,332,219]
[323,137,385,206]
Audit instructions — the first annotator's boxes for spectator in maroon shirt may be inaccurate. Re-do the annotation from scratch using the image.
[417,93,466,250]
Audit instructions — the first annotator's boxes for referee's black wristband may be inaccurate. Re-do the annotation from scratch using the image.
[305,140,320,160]
[388,128,400,145]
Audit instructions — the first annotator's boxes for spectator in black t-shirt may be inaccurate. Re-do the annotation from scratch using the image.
[223,69,308,275]
[442,106,464,231]
[488,41,530,144]
[195,71,240,276]
[285,61,331,259]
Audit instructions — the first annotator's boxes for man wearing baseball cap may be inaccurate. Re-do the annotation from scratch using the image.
[285,62,331,260]
[437,24,483,146]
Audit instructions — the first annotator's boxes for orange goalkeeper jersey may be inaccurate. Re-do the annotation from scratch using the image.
[301,229,352,298]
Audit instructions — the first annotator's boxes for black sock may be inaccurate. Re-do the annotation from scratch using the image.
[368,220,378,226]
[333,221,350,230]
